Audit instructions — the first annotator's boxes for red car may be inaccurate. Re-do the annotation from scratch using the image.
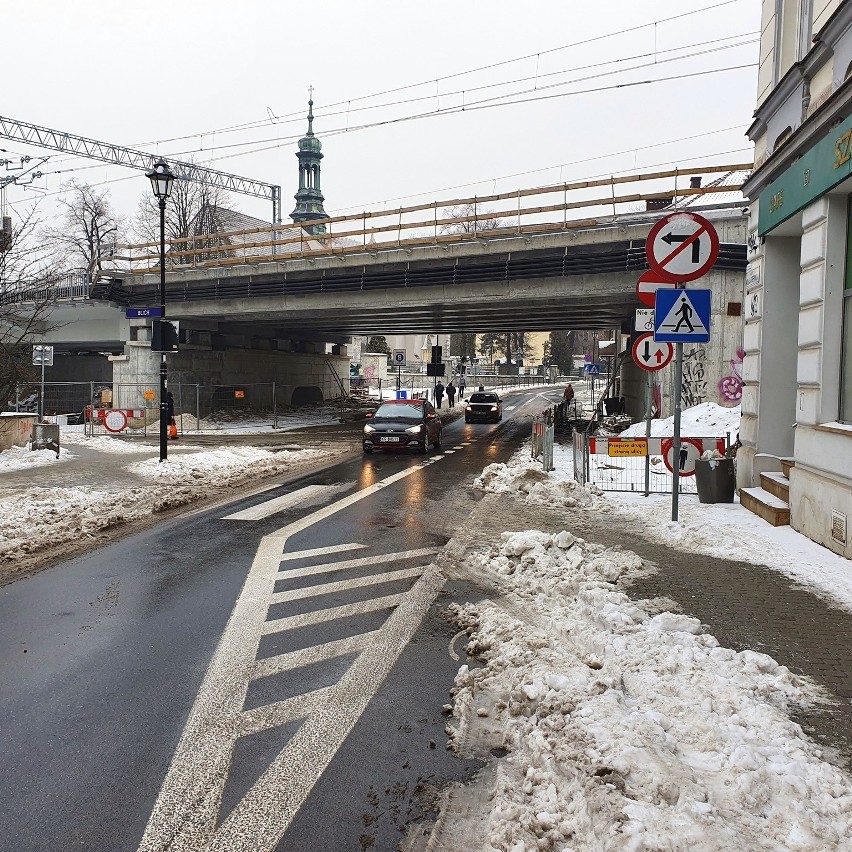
[363,399,443,453]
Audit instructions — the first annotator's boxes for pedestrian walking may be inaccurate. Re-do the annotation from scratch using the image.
[458,375,466,399]
[434,380,445,409]
[446,380,456,407]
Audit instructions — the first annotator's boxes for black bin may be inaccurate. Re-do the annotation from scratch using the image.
[694,458,736,504]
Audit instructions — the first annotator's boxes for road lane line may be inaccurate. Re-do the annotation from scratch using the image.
[250,632,378,680]
[279,543,367,562]
[260,593,405,636]
[269,566,422,605]
[222,484,336,521]
[277,547,437,580]
[138,460,441,852]
[236,686,331,738]
[207,567,445,851]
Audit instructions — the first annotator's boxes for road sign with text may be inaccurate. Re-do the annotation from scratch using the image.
[646,212,719,282]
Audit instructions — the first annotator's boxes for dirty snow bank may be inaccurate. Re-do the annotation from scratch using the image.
[620,402,740,439]
[449,531,851,851]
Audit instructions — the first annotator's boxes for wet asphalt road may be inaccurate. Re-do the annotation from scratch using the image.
[0,387,562,852]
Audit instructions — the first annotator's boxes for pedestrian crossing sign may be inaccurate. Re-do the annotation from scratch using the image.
[653,288,711,343]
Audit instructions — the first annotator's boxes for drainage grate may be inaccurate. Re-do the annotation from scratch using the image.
[831,510,848,545]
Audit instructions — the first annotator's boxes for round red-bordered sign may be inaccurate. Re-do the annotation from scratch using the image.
[636,270,678,307]
[102,409,128,433]
[646,212,719,283]
[631,333,674,372]
[661,437,704,476]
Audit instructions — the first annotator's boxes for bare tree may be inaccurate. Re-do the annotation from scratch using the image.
[1,204,63,410]
[42,180,122,282]
[479,331,533,369]
[133,166,231,266]
[440,203,505,235]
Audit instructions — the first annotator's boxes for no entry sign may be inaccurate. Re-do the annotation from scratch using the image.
[646,212,719,282]
[631,332,674,371]
[636,270,677,308]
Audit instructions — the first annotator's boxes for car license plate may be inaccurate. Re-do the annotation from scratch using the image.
[379,436,400,442]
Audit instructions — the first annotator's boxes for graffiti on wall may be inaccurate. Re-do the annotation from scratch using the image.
[718,347,745,404]
[680,346,708,408]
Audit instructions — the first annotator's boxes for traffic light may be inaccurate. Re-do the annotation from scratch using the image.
[151,319,180,352]
[426,363,446,376]
[430,345,442,363]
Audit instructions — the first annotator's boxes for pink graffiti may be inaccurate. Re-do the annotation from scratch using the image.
[718,347,744,403]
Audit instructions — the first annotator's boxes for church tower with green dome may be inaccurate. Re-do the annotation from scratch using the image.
[290,94,328,235]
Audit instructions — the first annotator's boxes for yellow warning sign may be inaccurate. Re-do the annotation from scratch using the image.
[143,390,156,401]
[608,440,648,457]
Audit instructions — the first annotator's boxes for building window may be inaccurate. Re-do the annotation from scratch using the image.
[841,198,852,422]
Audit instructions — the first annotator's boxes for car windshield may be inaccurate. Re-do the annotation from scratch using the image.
[470,393,498,403]
[373,403,423,420]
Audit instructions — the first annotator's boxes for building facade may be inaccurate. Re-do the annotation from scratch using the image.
[742,0,852,556]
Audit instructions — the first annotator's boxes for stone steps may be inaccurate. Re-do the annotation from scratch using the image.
[760,471,790,503]
[740,486,791,526]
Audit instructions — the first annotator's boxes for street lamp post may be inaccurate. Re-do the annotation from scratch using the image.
[146,159,175,463]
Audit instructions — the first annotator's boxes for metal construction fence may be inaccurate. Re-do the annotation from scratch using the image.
[531,408,555,471]
[6,381,285,434]
[572,432,729,495]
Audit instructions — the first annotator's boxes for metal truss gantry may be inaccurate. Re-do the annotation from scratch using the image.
[0,115,282,223]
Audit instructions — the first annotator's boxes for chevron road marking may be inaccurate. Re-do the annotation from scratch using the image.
[221,484,337,521]
[139,460,446,852]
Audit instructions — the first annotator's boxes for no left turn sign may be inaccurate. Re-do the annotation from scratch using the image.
[646,212,719,283]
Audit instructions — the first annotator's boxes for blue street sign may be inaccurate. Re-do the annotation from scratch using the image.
[584,363,601,375]
[654,289,711,343]
[126,307,163,319]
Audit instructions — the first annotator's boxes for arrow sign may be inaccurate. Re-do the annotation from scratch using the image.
[646,212,719,282]
[631,332,673,372]
[636,270,677,307]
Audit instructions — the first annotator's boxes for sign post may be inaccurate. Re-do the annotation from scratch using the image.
[392,349,406,395]
[32,344,54,420]
[647,212,717,521]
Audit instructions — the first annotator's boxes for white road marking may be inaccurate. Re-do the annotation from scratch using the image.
[270,566,423,605]
[251,631,379,680]
[443,450,455,454]
[261,593,406,635]
[277,548,437,581]
[279,542,367,562]
[452,445,464,450]
[139,461,445,852]
[222,484,336,521]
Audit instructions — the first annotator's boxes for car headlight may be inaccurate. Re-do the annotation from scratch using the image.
[364,424,376,433]
[405,424,424,433]
[490,405,498,411]
[465,406,472,412]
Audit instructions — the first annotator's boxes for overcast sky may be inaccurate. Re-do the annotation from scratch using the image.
[2,0,760,231]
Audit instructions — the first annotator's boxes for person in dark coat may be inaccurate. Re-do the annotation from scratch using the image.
[434,381,445,409]
[458,375,467,399]
[446,380,456,407]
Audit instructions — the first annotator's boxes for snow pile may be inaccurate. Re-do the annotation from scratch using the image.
[127,446,328,486]
[0,444,73,472]
[474,457,603,508]
[449,531,851,851]
[621,402,740,438]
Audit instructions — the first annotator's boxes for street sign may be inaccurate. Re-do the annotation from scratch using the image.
[631,333,673,371]
[661,437,704,476]
[636,270,677,307]
[635,308,654,332]
[654,289,711,343]
[646,212,719,282]
[608,439,647,457]
[584,363,601,375]
[392,349,406,366]
[32,345,54,367]
[126,307,163,319]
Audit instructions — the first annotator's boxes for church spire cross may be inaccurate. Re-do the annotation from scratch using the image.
[307,86,315,135]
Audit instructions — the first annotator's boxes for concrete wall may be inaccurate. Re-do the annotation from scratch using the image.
[110,342,349,408]
[0,414,37,450]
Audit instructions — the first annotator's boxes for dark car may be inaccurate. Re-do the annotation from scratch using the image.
[363,399,442,453]
[464,392,502,423]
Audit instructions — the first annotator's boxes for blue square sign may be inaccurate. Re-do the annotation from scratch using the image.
[654,289,711,343]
